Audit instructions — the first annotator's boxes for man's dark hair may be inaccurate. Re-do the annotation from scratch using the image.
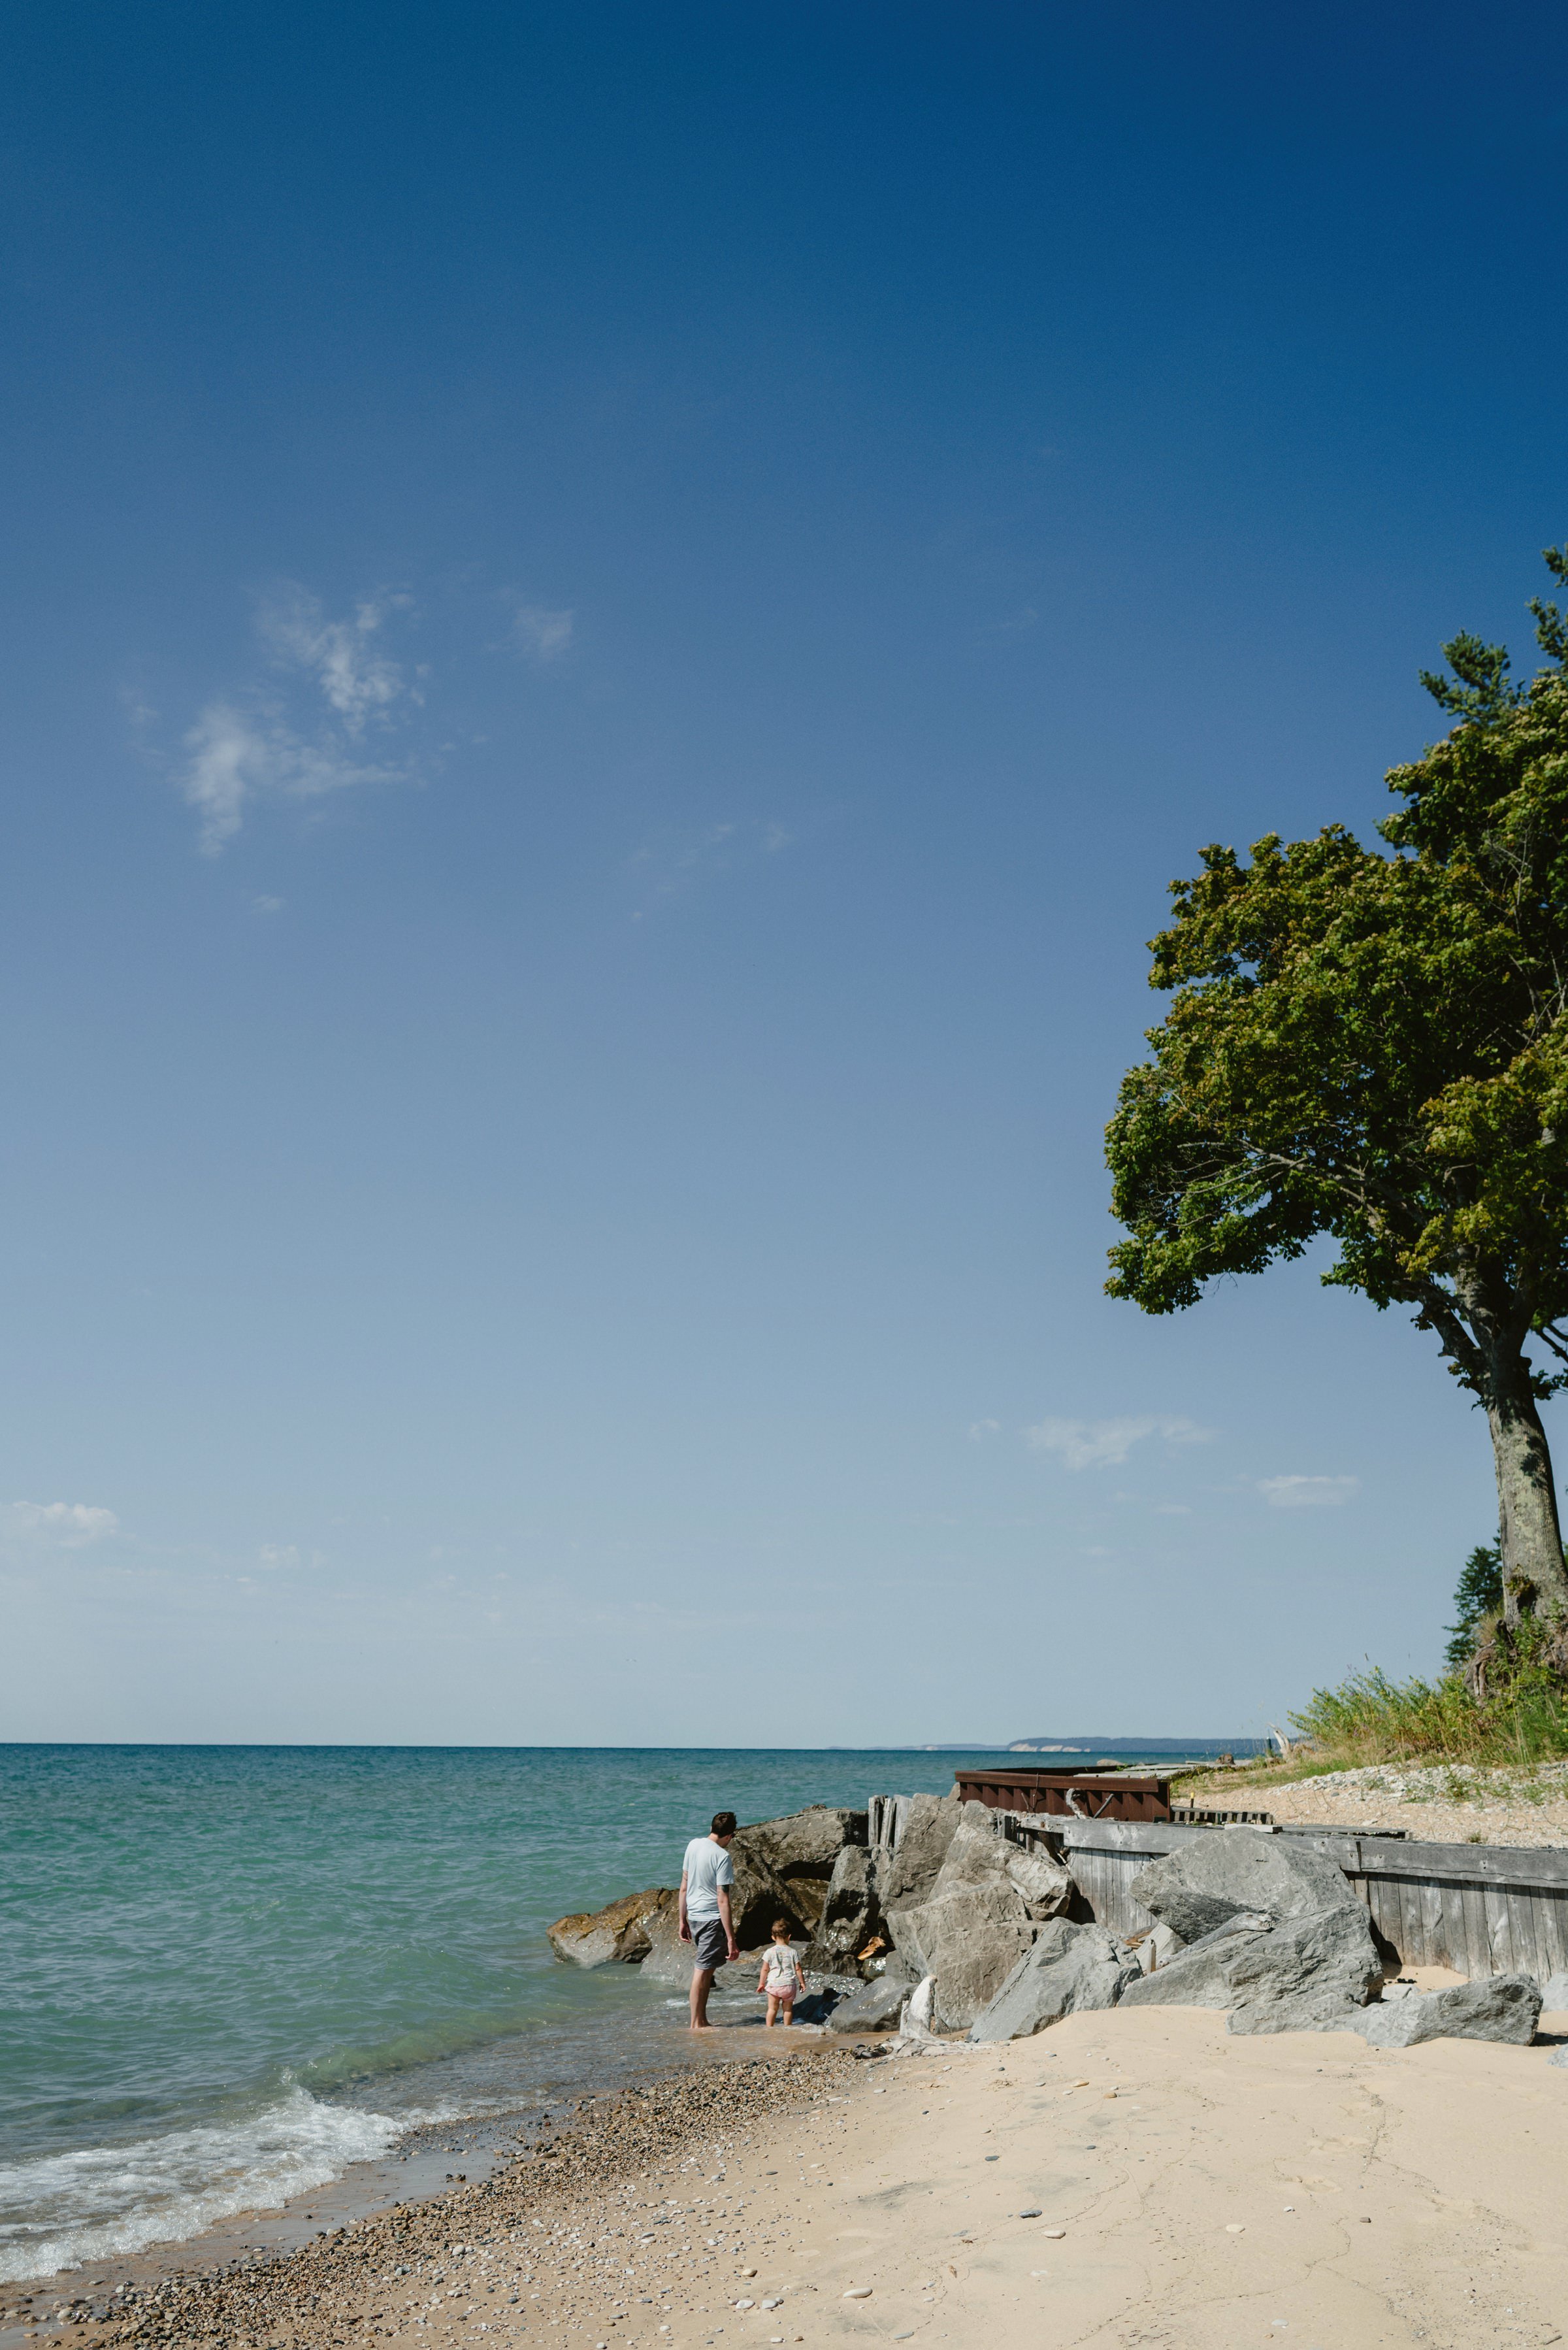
[711,1810,737,1838]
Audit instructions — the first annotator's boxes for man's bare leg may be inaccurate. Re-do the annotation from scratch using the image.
[689,1964,717,2030]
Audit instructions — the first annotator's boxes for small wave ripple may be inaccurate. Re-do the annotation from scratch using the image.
[0,2089,409,2283]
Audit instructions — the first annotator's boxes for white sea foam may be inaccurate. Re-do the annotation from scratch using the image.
[0,2089,408,2282]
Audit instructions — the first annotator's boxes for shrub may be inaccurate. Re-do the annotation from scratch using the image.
[1290,1662,1568,1767]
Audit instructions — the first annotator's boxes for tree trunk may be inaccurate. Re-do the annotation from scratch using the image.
[1485,1371,1568,1623]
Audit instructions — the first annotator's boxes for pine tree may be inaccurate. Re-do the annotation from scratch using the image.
[1445,1544,1503,1670]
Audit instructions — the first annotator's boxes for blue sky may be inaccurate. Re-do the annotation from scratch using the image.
[5,2,1568,1744]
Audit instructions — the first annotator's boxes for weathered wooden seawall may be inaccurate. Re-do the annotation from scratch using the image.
[1009,1815,1568,1982]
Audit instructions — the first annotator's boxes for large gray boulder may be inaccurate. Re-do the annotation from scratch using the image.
[733,1808,866,1934]
[931,1809,1073,1920]
[805,1845,886,1974]
[1358,1974,1541,2048]
[890,1879,1041,2032]
[638,1907,704,1984]
[634,1862,794,1983]
[1117,1913,1275,2008]
[1131,1829,1364,1943]
[1122,1903,1382,2031]
[879,1792,964,1910]
[968,1919,1141,2042]
[551,1807,864,1984]
[885,1803,1073,2028]
[1539,1969,1568,2011]
[1227,1908,1384,2030]
[826,1962,919,2034]
[709,1837,814,1947]
[547,1888,678,1968]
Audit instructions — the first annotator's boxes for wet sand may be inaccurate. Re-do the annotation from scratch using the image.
[14,1998,1568,2350]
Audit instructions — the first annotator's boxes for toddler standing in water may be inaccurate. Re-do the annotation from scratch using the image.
[757,1917,805,2025]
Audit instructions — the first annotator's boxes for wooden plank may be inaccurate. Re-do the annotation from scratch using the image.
[1070,1848,1154,1938]
[1346,1838,1568,1889]
[1398,1878,1423,1968]
[1055,1822,1210,1859]
[1460,1884,1489,1977]
[1365,1878,1403,1965]
[1526,1891,1551,1979]
[1523,1889,1548,1980]
[1418,1876,1446,1971]
[1507,1889,1537,1979]
[993,1810,1568,1889]
[1275,1832,1374,1873]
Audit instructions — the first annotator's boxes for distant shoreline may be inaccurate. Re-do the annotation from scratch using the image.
[913,1738,1272,1755]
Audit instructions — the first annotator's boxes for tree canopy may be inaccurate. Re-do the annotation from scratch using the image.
[1105,547,1568,1619]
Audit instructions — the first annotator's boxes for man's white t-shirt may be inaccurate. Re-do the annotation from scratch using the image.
[683,1836,735,1921]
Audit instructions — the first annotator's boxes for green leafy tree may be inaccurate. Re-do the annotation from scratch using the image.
[1105,548,1568,1630]
[1444,1543,1503,1669]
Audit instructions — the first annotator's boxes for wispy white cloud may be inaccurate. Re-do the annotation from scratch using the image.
[1025,1415,1216,1471]
[1256,1474,1360,1509]
[180,703,397,854]
[968,1418,1001,1442]
[512,604,574,662]
[259,590,412,731]
[253,895,284,914]
[626,818,795,917]
[173,588,419,853]
[5,1500,120,1548]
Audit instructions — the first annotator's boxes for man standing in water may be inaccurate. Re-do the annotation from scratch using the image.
[679,1810,740,2030]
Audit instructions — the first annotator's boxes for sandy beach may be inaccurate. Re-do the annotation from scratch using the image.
[17,1992,1568,2350]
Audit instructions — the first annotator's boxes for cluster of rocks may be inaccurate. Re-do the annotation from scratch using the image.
[552,1797,1552,2052]
[968,1813,1544,2047]
[547,1804,883,1986]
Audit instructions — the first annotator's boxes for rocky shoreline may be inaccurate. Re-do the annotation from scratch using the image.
[3,2049,862,2349]
[550,1793,1556,2051]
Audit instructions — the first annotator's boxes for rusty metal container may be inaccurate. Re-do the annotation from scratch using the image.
[953,1764,1173,1823]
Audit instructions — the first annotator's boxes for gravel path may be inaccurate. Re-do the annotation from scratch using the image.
[1205,1761,1568,1847]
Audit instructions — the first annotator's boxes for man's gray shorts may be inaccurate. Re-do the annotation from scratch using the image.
[690,1916,728,1970]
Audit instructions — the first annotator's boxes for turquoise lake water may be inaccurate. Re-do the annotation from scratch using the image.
[0,1743,1244,2278]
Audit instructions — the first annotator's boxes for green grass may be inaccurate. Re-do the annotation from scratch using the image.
[1168,1663,1568,1793]
[1287,1664,1568,1770]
